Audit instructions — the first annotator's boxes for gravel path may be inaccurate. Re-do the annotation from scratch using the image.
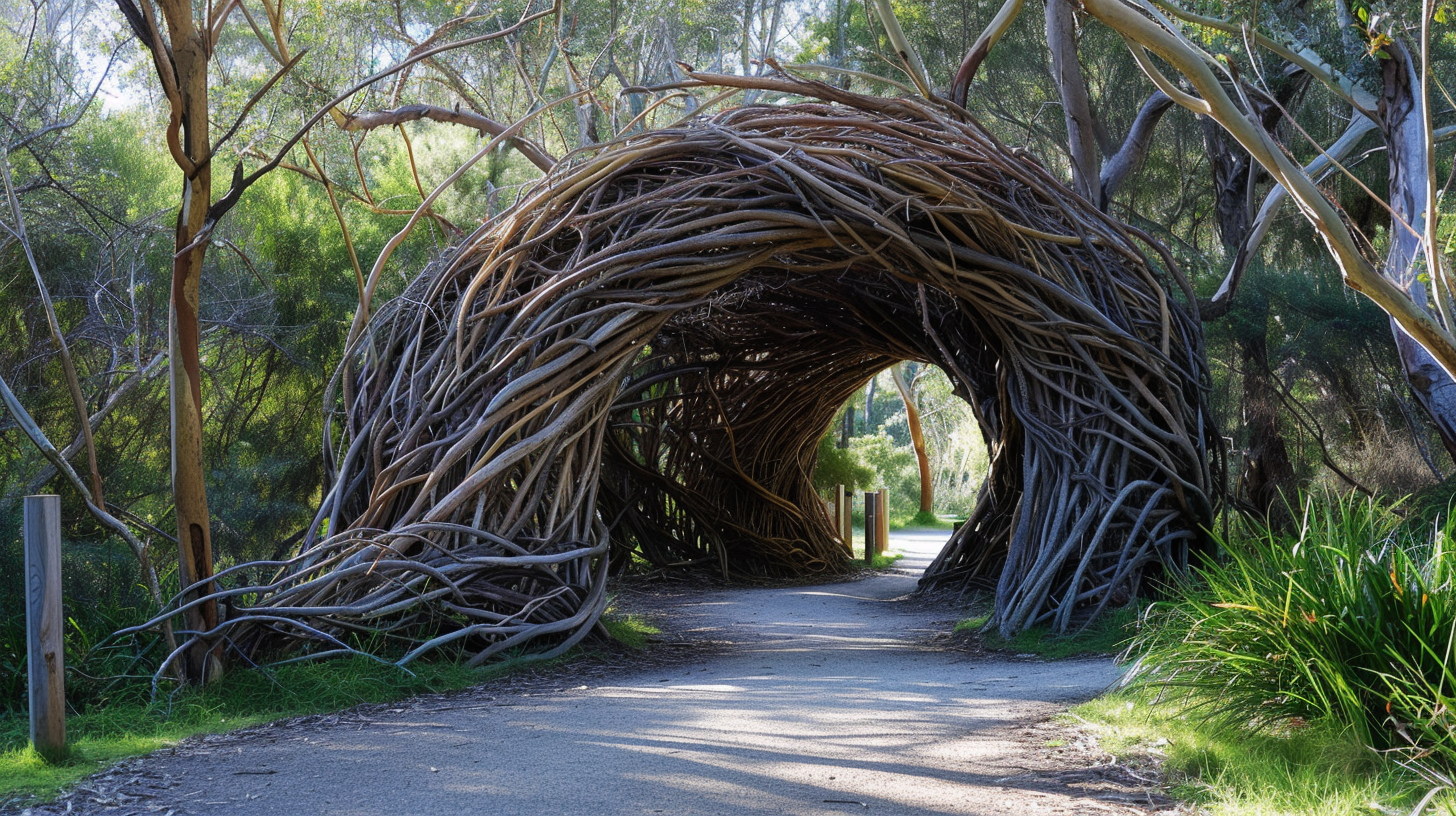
[25,532,1166,816]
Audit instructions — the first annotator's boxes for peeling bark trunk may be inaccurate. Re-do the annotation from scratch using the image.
[158,0,221,684]
[1379,42,1456,463]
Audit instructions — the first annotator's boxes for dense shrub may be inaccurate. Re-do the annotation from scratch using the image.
[1127,495,1456,772]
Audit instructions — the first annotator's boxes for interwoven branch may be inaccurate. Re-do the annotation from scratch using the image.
[135,77,1219,669]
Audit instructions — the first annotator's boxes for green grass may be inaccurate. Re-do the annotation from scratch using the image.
[889,510,954,531]
[868,551,903,569]
[601,614,660,650]
[1,613,654,806]
[954,605,1137,659]
[1072,688,1454,816]
[1128,495,1456,772]
[848,542,904,570]
[1077,492,1456,814]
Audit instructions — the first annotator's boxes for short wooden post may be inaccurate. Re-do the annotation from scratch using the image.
[24,494,65,761]
[863,491,878,565]
[878,488,890,554]
[841,490,853,552]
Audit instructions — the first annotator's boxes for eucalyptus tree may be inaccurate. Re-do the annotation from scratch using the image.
[101,0,573,684]
[1055,0,1456,444]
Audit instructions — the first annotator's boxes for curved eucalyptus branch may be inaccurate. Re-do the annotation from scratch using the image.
[1082,0,1456,381]
[950,0,1024,107]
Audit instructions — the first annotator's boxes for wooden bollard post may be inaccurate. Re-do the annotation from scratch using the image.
[842,491,853,555]
[24,494,65,761]
[863,491,878,565]
[878,488,890,554]
[834,485,850,552]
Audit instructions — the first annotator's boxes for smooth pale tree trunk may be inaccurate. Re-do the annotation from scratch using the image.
[1097,90,1172,210]
[160,0,221,685]
[1380,43,1456,463]
[1045,0,1099,201]
[891,364,932,514]
[863,374,876,429]
[1040,1,1171,211]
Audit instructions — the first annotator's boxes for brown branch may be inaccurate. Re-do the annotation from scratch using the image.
[335,104,556,173]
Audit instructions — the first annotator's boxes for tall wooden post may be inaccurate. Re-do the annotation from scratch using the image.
[841,490,853,555]
[834,485,849,551]
[863,491,878,565]
[877,488,890,554]
[24,495,65,761]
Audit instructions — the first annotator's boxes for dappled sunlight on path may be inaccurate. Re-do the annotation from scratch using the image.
[49,529,1129,816]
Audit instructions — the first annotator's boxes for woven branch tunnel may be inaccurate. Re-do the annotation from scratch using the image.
[206,80,1220,666]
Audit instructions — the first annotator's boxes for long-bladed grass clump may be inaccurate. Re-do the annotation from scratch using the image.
[1126,495,1456,774]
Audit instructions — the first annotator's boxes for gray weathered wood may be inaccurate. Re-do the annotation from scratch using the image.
[841,489,853,556]
[24,494,65,761]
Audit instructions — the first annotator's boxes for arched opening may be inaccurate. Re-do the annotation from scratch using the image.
[222,83,1220,667]
[598,269,986,579]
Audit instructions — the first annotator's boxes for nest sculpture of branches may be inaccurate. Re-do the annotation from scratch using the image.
[141,76,1219,673]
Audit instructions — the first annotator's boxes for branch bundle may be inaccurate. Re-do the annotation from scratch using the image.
[147,77,1219,667]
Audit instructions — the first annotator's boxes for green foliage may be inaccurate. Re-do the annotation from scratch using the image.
[1127,494,1456,772]
[850,430,918,512]
[817,365,987,523]
[813,431,875,493]
[908,509,943,527]
[0,507,165,717]
[1073,689,1442,816]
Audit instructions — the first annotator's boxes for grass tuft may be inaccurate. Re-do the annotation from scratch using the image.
[954,605,1137,659]
[602,614,660,650]
[868,551,904,569]
[1126,494,1456,774]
